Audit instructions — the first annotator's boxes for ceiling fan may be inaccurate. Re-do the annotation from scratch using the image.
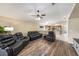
[29,3,55,20]
[29,10,46,20]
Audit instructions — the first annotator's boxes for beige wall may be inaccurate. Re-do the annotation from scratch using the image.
[0,16,38,35]
[69,18,79,43]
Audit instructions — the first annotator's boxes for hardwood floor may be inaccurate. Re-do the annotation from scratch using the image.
[18,38,77,56]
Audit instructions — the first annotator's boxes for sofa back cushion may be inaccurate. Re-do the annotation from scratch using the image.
[48,31,56,38]
[0,36,16,47]
[0,35,13,41]
[14,32,23,39]
[3,39,15,46]
[28,31,39,36]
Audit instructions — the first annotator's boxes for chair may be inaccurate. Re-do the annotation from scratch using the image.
[44,31,56,42]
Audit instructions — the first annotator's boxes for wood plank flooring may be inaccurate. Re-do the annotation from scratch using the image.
[18,38,77,56]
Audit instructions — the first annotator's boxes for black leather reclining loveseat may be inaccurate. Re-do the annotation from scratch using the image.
[0,32,29,56]
[44,31,56,42]
[27,31,42,41]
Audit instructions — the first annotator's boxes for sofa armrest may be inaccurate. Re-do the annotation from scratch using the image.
[0,47,12,56]
[0,44,7,49]
[23,36,30,42]
[0,48,8,56]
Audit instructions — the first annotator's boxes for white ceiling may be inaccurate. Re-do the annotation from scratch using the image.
[0,3,73,22]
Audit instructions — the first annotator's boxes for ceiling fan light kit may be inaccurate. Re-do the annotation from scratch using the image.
[35,17,41,20]
[29,9,46,21]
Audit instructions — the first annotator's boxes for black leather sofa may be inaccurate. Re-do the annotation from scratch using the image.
[27,31,42,41]
[44,31,56,42]
[0,32,29,56]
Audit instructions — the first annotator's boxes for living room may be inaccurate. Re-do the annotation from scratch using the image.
[0,3,78,56]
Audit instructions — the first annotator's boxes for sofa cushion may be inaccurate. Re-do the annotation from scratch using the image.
[10,41,24,55]
[2,38,16,46]
[0,35,13,41]
[1,38,13,43]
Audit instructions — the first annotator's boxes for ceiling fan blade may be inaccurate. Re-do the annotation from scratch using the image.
[30,15,36,16]
[41,14,46,16]
[40,16,43,19]
[28,13,36,16]
[31,15,36,16]
[30,15,37,17]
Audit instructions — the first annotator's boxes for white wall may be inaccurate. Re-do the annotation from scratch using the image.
[38,19,68,43]
[0,16,38,35]
[69,18,79,43]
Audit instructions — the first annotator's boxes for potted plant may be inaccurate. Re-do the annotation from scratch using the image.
[0,26,5,33]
